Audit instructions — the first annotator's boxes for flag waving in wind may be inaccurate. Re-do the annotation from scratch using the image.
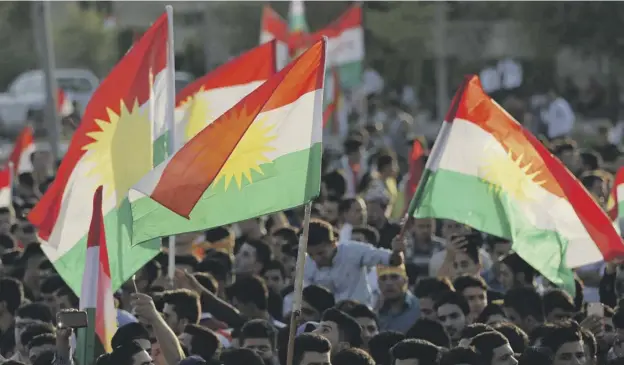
[129,39,327,238]
[409,75,624,294]
[28,13,171,294]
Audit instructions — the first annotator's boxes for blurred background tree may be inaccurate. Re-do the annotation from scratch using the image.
[0,2,37,89]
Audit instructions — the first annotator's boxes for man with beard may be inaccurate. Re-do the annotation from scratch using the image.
[434,291,469,346]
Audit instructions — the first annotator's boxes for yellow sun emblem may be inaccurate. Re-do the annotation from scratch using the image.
[215,117,277,190]
[179,87,213,141]
[82,100,153,205]
[480,148,545,202]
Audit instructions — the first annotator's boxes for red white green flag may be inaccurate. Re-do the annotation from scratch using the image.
[409,75,624,294]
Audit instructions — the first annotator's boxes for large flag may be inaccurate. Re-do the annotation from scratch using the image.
[259,5,289,70]
[9,126,35,174]
[28,13,171,294]
[409,75,624,294]
[174,41,278,148]
[129,39,327,241]
[77,186,117,365]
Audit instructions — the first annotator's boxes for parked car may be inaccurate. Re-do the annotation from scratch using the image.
[0,68,99,137]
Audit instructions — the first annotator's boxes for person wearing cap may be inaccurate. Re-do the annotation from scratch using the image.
[376,263,419,334]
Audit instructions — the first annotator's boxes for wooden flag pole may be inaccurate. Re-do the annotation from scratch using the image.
[286,202,313,365]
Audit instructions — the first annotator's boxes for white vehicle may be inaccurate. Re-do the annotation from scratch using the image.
[0,68,100,136]
[175,71,194,93]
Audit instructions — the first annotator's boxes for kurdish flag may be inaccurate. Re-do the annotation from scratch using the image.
[129,39,327,236]
[174,41,278,148]
[77,186,117,365]
[0,166,11,209]
[28,13,171,294]
[259,6,289,70]
[409,75,624,294]
[9,126,35,174]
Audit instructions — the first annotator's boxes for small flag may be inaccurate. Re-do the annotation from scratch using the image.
[57,88,74,117]
[607,168,624,222]
[9,126,35,174]
[0,167,12,208]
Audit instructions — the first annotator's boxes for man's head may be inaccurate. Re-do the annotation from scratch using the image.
[39,275,65,315]
[262,260,287,293]
[160,289,201,335]
[14,303,54,350]
[457,323,493,348]
[368,331,405,365]
[469,331,517,365]
[0,277,24,320]
[332,348,375,365]
[56,286,79,311]
[229,275,269,319]
[110,340,154,365]
[20,244,46,294]
[475,304,507,325]
[452,239,481,278]
[235,239,272,275]
[554,141,581,175]
[179,324,221,361]
[112,323,152,355]
[339,198,366,227]
[322,196,340,226]
[491,322,528,355]
[377,264,408,301]
[343,137,364,164]
[221,348,264,365]
[272,227,298,270]
[351,226,380,246]
[410,218,435,245]
[502,287,544,334]
[306,220,338,268]
[293,333,331,365]
[453,275,488,321]
[440,220,469,241]
[344,304,379,349]
[405,318,451,349]
[19,323,55,361]
[390,339,442,365]
[413,277,454,320]
[27,333,56,364]
[313,308,362,352]
[543,289,576,322]
[498,253,536,291]
[434,291,470,341]
[439,347,482,365]
[300,285,335,323]
[240,319,277,364]
[540,321,585,365]
[376,153,399,178]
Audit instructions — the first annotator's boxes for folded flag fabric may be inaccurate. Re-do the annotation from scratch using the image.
[409,75,624,294]
[174,41,277,149]
[0,167,11,209]
[129,39,327,241]
[28,13,170,294]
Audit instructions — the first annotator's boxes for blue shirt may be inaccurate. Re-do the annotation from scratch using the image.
[377,291,420,334]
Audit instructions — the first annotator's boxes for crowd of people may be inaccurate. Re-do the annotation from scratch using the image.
[0,86,623,365]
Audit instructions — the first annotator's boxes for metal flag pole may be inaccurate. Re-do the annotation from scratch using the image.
[34,1,61,162]
[286,202,312,365]
[165,5,177,285]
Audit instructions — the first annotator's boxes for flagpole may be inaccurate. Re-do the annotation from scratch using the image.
[165,5,177,284]
[286,202,312,365]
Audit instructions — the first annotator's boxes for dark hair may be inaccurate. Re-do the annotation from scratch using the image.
[183,324,221,361]
[334,300,359,314]
[240,319,277,348]
[204,226,234,243]
[368,331,405,365]
[0,277,24,314]
[492,322,528,354]
[500,253,536,283]
[434,291,470,315]
[344,137,363,154]
[321,171,347,199]
[111,323,150,349]
[57,287,79,308]
[38,260,54,272]
[193,272,218,294]
[16,303,53,323]
[21,243,45,264]
[406,318,450,349]
[160,289,201,324]
[262,260,286,278]
[307,220,336,246]
[453,275,487,293]
[27,333,55,350]
[244,240,272,270]
[321,308,363,348]
[351,226,380,246]
[110,340,146,365]
[175,255,199,270]
[475,303,506,324]
[95,353,112,365]
[543,289,575,316]
[459,323,494,342]
[39,275,65,295]
[469,331,509,364]
[196,258,229,283]
[503,287,544,322]
[272,226,298,247]
[580,150,603,170]
[20,323,55,348]
[517,347,554,365]
[0,233,15,250]
[338,198,359,216]
[229,275,269,311]
[332,348,375,365]
[139,260,162,287]
[414,278,454,299]
[345,303,378,324]
[390,339,441,364]
[540,321,583,355]
[302,285,335,314]
[376,153,396,171]
[439,347,481,365]
[293,333,331,365]
[529,322,558,347]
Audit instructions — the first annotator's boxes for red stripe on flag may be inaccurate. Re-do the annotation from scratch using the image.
[403,138,428,215]
[9,126,34,173]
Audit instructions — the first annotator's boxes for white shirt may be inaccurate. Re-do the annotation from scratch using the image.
[541,97,575,139]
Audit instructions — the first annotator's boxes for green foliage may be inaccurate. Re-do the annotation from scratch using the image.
[53,4,117,77]
[0,2,37,89]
